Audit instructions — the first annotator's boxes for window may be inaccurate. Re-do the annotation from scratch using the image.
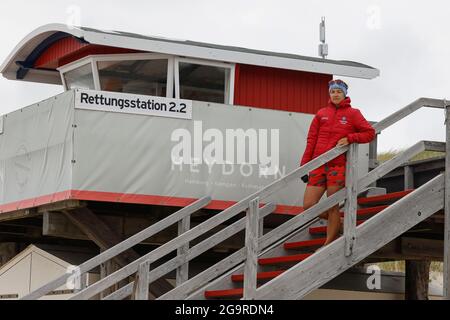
[97,59,168,97]
[175,60,234,104]
[59,54,235,104]
[63,63,95,90]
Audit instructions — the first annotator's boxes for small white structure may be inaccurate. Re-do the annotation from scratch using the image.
[0,245,98,300]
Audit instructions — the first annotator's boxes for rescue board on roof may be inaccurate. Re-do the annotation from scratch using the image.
[75,90,193,120]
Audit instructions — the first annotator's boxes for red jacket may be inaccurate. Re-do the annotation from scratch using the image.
[300,97,375,167]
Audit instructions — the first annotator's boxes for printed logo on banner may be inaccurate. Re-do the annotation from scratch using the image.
[75,89,193,120]
[171,121,282,177]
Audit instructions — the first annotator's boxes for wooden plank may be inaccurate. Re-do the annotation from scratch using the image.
[243,197,259,300]
[176,216,190,286]
[401,237,443,260]
[62,207,140,268]
[72,153,347,301]
[359,141,425,189]
[66,208,173,298]
[160,141,428,300]
[134,261,150,300]
[404,165,414,189]
[444,103,450,300]
[0,200,81,222]
[344,143,358,256]
[373,98,423,133]
[368,133,379,170]
[373,98,446,134]
[21,196,211,300]
[255,173,445,299]
[106,203,276,300]
[0,208,40,223]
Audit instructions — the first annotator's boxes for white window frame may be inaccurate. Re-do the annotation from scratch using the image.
[58,53,174,98]
[174,57,235,105]
[58,57,96,91]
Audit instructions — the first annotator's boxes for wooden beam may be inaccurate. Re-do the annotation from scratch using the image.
[107,203,275,300]
[0,200,81,223]
[243,197,259,300]
[23,197,211,300]
[134,261,150,300]
[62,207,173,297]
[444,103,450,300]
[404,165,414,189]
[255,173,444,299]
[405,260,431,300]
[344,143,358,256]
[176,216,190,286]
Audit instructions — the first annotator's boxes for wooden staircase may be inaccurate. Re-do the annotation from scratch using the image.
[203,189,414,299]
[21,97,450,301]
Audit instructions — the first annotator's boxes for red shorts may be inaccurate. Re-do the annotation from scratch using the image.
[307,164,346,188]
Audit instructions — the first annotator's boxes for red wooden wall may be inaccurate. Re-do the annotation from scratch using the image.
[234,64,331,115]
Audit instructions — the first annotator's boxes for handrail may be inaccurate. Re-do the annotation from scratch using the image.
[159,140,444,299]
[373,97,447,133]
[21,196,212,300]
[103,202,276,300]
[23,97,450,300]
[68,149,353,299]
[74,97,450,300]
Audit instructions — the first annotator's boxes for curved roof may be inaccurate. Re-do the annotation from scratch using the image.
[1,24,380,85]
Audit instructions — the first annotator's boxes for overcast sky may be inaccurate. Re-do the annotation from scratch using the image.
[0,0,449,153]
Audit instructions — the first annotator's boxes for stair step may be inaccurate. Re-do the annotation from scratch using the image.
[258,253,313,265]
[284,238,326,250]
[231,270,286,282]
[204,288,243,299]
[357,189,413,205]
[310,220,364,235]
[339,204,390,217]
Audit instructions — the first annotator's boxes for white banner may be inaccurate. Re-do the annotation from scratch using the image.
[75,89,193,120]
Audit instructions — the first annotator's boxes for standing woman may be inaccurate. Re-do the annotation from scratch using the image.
[300,79,375,250]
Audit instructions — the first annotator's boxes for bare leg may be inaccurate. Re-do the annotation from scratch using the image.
[303,185,327,214]
[323,185,345,246]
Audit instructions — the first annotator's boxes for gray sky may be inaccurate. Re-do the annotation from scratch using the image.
[0,0,449,153]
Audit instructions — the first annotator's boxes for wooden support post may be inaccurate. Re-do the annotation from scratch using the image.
[405,259,431,300]
[404,165,414,190]
[444,103,450,300]
[403,162,431,299]
[176,216,190,286]
[62,207,173,297]
[259,216,264,238]
[344,143,358,257]
[134,260,150,300]
[243,197,259,300]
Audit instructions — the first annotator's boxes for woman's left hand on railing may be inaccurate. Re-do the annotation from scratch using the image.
[336,137,350,147]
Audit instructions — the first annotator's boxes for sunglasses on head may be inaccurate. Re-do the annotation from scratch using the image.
[328,79,348,88]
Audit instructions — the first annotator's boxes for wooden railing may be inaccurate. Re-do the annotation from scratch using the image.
[22,97,449,300]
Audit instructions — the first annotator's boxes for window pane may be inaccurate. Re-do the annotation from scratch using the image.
[98,59,168,97]
[179,63,229,104]
[64,64,95,90]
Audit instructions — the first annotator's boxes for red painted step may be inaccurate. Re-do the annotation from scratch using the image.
[339,204,390,217]
[258,253,312,265]
[205,288,243,299]
[357,189,413,205]
[284,238,326,250]
[309,220,364,235]
[231,270,286,282]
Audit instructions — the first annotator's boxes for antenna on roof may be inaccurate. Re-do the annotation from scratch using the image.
[319,17,328,59]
